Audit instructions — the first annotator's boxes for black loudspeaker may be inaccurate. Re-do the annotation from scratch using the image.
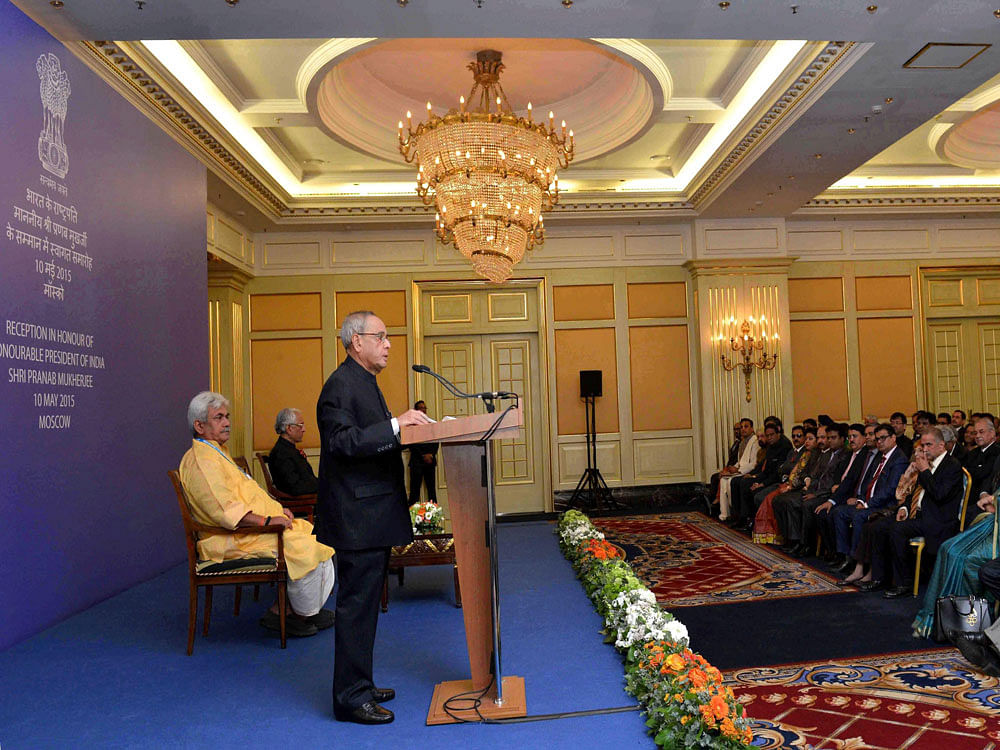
[580,370,603,398]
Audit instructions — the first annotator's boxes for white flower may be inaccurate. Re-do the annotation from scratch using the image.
[664,619,689,645]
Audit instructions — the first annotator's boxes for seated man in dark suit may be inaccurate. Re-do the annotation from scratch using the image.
[269,407,318,496]
[732,420,791,525]
[883,426,967,597]
[940,424,966,462]
[830,423,909,574]
[890,412,913,458]
[819,423,875,563]
[964,416,1000,508]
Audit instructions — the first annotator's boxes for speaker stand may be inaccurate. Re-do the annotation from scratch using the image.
[565,395,623,512]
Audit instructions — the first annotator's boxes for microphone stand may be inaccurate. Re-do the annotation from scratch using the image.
[411,364,518,413]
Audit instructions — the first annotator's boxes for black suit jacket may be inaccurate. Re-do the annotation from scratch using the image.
[268,437,318,496]
[917,454,965,552]
[895,433,913,459]
[315,356,412,550]
[752,435,793,486]
[865,447,909,511]
[964,442,1000,501]
[831,447,873,505]
[813,447,850,496]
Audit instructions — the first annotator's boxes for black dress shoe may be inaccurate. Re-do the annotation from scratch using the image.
[954,633,1000,677]
[826,554,846,569]
[883,585,910,599]
[306,609,335,630]
[259,611,318,638]
[836,558,856,575]
[780,543,797,553]
[793,543,812,558]
[371,687,395,703]
[859,579,883,592]
[334,701,394,724]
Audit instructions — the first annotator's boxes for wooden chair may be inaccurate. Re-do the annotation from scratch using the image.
[233,456,252,475]
[910,467,972,597]
[168,470,289,653]
[255,452,317,524]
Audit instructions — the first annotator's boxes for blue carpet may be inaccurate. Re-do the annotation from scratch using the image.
[0,522,651,749]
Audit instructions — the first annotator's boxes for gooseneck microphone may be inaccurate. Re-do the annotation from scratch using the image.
[411,364,517,413]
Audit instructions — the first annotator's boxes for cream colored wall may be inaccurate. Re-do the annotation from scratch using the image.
[205,203,1000,489]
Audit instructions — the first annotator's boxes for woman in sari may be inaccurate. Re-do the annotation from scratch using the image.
[753,428,817,545]
[912,486,998,639]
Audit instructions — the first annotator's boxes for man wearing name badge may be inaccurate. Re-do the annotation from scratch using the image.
[179,391,335,638]
[316,310,432,725]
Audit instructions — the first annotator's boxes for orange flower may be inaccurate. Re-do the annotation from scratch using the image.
[680,715,689,725]
[666,653,685,671]
[743,727,753,743]
[688,668,708,690]
[710,694,729,721]
[720,718,738,738]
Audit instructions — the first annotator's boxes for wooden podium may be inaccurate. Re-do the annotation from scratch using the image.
[401,407,528,724]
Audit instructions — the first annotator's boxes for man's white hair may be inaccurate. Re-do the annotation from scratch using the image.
[340,310,375,350]
[187,391,229,435]
[275,407,300,435]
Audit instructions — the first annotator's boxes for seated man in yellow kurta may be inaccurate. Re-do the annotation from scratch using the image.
[180,391,336,638]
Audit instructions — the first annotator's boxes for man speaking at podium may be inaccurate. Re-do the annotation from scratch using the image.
[316,310,431,725]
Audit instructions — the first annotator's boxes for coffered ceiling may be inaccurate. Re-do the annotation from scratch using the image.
[16,0,1000,227]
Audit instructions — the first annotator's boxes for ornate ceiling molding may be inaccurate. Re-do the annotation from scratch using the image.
[688,41,861,209]
[79,40,288,218]
[798,194,1000,214]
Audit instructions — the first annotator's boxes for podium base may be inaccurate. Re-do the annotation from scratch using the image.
[426,676,526,725]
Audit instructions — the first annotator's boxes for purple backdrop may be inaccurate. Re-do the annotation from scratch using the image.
[0,1,207,649]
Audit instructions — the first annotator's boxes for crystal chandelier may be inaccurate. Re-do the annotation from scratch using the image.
[398,50,574,283]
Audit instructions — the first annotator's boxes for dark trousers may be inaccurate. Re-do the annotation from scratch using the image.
[979,558,1000,599]
[772,490,802,542]
[733,475,763,521]
[408,461,437,502]
[855,513,894,581]
[333,547,391,713]
[888,517,926,586]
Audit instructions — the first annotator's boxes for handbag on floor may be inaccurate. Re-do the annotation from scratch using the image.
[935,595,992,643]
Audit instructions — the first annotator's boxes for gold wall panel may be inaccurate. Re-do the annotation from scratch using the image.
[262,241,322,268]
[626,282,687,319]
[981,324,1000,414]
[487,292,528,322]
[927,279,964,308]
[787,230,843,254]
[552,284,615,321]
[857,317,917,417]
[929,325,963,411]
[558,440,621,484]
[789,319,849,420]
[633,436,695,479]
[332,239,425,266]
[856,276,912,310]
[853,229,928,252]
[787,278,844,313]
[978,279,1000,306]
[430,294,472,324]
[208,300,222,393]
[623,233,685,260]
[554,327,619,435]
[629,325,692,431]
[433,342,475,418]
[250,293,321,332]
[381,334,411,418]
[250,337,323,451]
[939,227,1000,250]
[704,226,779,253]
[336,290,407,329]
[491,340,533,484]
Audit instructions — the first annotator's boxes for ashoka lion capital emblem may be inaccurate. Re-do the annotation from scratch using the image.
[36,53,71,178]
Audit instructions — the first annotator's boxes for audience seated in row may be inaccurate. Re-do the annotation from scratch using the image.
[711,409,1000,642]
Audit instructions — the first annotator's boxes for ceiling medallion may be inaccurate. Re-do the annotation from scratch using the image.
[398,49,574,283]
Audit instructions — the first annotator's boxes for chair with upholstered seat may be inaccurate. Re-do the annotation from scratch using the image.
[910,467,972,597]
[254,452,317,523]
[168,469,289,653]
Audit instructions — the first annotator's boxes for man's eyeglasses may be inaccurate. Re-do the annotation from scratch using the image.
[289,422,305,429]
[357,331,388,342]
[875,434,891,442]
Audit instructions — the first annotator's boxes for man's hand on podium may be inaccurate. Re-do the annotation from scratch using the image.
[398,408,434,427]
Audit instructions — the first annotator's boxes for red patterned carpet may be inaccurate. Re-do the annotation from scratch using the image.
[727,649,1000,749]
[592,512,845,607]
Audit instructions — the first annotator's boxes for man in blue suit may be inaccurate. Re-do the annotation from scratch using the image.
[831,423,908,574]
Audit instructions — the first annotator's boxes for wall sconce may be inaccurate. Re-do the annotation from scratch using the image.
[719,317,778,402]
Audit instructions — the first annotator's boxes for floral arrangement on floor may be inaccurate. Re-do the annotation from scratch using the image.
[409,500,445,535]
[558,510,753,749]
